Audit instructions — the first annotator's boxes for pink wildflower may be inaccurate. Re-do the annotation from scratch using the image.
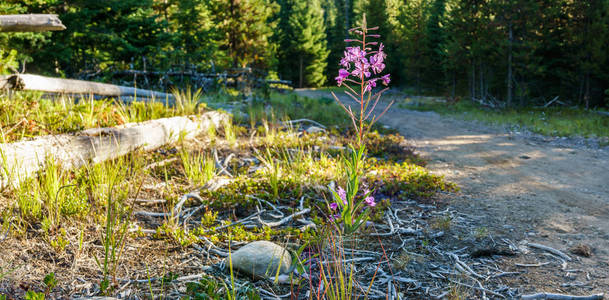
[381,74,391,85]
[336,69,349,86]
[337,186,347,205]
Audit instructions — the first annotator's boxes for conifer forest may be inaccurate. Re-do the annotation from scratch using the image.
[2,0,609,108]
[0,1,608,299]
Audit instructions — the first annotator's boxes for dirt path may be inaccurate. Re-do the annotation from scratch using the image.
[297,89,609,293]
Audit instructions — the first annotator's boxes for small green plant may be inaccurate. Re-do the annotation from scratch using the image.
[201,210,218,227]
[329,146,376,235]
[223,118,237,147]
[39,156,63,228]
[474,226,489,239]
[15,177,42,221]
[24,291,45,300]
[92,161,141,294]
[256,148,281,201]
[180,150,215,186]
[430,216,452,232]
[43,272,57,295]
[49,228,70,252]
[173,87,205,115]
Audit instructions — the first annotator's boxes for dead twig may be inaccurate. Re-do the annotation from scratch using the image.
[258,208,311,227]
[515,262,551,268]
[144,157,178,170]
[527,242,572,261]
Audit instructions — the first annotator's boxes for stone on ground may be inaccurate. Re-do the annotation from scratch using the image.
[229,241,291,278]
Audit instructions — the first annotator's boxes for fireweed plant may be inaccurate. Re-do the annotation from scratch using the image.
[329,15,393,235]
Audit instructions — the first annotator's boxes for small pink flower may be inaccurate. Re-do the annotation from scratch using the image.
[365,79,378,92]
[330,203,338,210]
[335,69,349,86]
[381,74,391,85]
[364,190,375,207]
[337,186,347,205]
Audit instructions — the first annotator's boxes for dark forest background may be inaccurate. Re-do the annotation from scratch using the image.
[1,0,608,108]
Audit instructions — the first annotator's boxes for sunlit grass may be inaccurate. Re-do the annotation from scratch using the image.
[180,149,215,186]
[0,89,208,143]
[401,97,609,138]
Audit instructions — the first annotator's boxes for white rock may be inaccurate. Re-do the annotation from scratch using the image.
[229,241,291,278]
[305,126,326,134]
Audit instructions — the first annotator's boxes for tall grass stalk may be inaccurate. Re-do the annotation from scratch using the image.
[91,157,143,294]
[223,118,237,147]
[180,150,216,186]
[172,87,204,115]
[256,148,281,201]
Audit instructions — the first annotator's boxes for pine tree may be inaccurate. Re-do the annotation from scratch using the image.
[206,0,279,69]
[279,0,329,87]
[362,0,395,77]
[30,0,168,76]
[567,0,609,108]
[394,0,430,92]
[322,0,345,84]
[425,0,447,89]
[168,0,219,68]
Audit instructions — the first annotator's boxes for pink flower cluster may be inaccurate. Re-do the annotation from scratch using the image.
[335,43,390,92]
[329,186,376,215]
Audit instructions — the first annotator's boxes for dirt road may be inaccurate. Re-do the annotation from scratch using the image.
[297,89,609,293]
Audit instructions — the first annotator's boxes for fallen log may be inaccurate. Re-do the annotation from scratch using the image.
[0,14,66,32]
[0,111,227,188]
[0,74,174,101]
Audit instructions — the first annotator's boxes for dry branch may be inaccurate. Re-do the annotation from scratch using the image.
[0,111,227,188]
[0,74,174,101]
[527,242,572,261]
[0,14,65,32]
[521,293,604,300]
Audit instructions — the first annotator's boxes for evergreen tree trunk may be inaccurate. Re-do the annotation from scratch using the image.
[451,70,456,98]
[416,68,421,95]
[345,0,350,34]
[479,64,484,100]
[507,22,513,107]
[299,55,304,88]
[471,61,476,101]
[229,0,237,67]
[585,71,590,110]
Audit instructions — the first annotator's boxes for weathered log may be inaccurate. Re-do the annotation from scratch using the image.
[51,94,171,105]
[0,111,227,188]
[0,74,174,100]
[0,14,66,32]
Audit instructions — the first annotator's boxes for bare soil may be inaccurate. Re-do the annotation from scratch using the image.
[297,89,609,295]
